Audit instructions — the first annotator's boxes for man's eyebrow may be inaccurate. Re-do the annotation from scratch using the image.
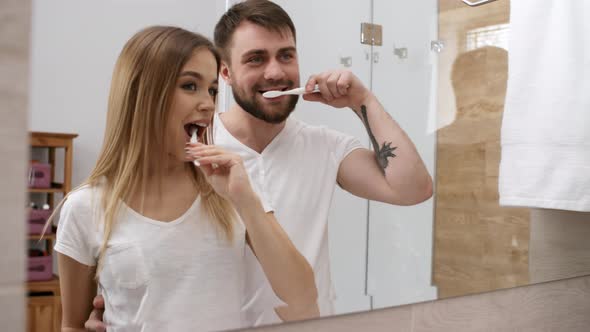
[242,49,267,59]
[241,47,296,60]
[278,47,296,54]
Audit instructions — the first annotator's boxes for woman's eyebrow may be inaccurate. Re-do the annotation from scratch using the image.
[179,71,203,80]
[180,71,218,84]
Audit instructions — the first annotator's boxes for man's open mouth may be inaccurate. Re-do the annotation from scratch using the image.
[258,86,289,94]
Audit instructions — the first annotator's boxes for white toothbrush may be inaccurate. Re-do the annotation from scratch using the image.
[262,84,320,98]
[190,130,200,166]
[191,127,219,169]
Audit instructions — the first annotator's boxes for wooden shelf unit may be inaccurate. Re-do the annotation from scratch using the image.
[27,131,77,332]
[28,184,66,194]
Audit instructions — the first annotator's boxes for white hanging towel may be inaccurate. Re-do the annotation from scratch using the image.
[499,0,590,212]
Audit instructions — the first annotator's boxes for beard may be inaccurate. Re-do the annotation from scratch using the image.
[232,81,299,124]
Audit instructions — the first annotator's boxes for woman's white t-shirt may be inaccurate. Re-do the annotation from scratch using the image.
[55,185,247,331]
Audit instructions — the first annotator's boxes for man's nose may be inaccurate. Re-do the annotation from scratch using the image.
[263,59,287,81]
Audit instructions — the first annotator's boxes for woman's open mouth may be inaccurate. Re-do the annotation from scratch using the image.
[184,122,208,142]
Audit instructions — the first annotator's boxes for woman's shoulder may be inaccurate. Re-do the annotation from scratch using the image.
[62,184,103,215]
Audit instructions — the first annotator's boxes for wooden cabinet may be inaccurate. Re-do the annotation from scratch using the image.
[27,297,55,332]
[27,277,62,332]
[27,132,77,332]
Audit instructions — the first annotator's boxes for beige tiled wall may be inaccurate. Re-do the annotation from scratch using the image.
[0,0,30,330]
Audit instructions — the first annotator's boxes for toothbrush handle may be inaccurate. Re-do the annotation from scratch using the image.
[292,84,320,95]
[289,87,306,95]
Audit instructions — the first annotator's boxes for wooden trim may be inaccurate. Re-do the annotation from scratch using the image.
[28,234,56,241]
[27,275,60,295]
[28,184,66,194]
[30,132,78,148]
[64,140,73,193]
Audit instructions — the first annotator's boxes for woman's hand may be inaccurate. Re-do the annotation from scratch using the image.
[185,142,254,205]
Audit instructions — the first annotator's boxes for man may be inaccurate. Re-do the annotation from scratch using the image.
[85,0,432,329]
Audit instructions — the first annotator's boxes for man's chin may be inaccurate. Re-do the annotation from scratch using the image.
[253,109,291,124]
[266,97,298,119]
[234,92,297,124]
[264,114,290,124]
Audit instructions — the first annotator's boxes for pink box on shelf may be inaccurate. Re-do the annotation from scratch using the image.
[28,163,52,188]
[27,255,53,281]
[28,209,52,235]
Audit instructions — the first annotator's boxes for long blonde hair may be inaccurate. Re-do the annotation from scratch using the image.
[49,26,236,273]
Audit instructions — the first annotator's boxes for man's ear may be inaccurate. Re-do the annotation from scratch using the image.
[219,61,232,85]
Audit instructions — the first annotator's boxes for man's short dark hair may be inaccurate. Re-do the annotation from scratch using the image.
[214,0,296,62]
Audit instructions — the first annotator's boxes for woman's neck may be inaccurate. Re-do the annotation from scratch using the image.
[127,164,200,222]
[145,163,195,194]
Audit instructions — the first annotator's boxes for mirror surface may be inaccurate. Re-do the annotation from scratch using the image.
[26,0,590,331]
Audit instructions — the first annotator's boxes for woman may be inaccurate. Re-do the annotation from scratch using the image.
[54,26,318,331]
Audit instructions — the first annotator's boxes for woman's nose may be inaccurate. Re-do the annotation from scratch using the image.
[199,96,215,113]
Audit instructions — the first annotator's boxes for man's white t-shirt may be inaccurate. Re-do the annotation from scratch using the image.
[214,113,364,326]
[55,184,248,331]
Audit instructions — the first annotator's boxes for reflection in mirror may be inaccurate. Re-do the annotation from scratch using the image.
[25,0,590,331]
[434,0,590,301]
[29,0,434,330]
[435,44,529,298]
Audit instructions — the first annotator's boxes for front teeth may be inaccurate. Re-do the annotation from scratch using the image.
[189,122,207,135]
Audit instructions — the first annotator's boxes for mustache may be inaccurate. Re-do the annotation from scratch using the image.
[254,80,296,91]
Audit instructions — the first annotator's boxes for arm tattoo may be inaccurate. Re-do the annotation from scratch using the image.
[360,105,397,173]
